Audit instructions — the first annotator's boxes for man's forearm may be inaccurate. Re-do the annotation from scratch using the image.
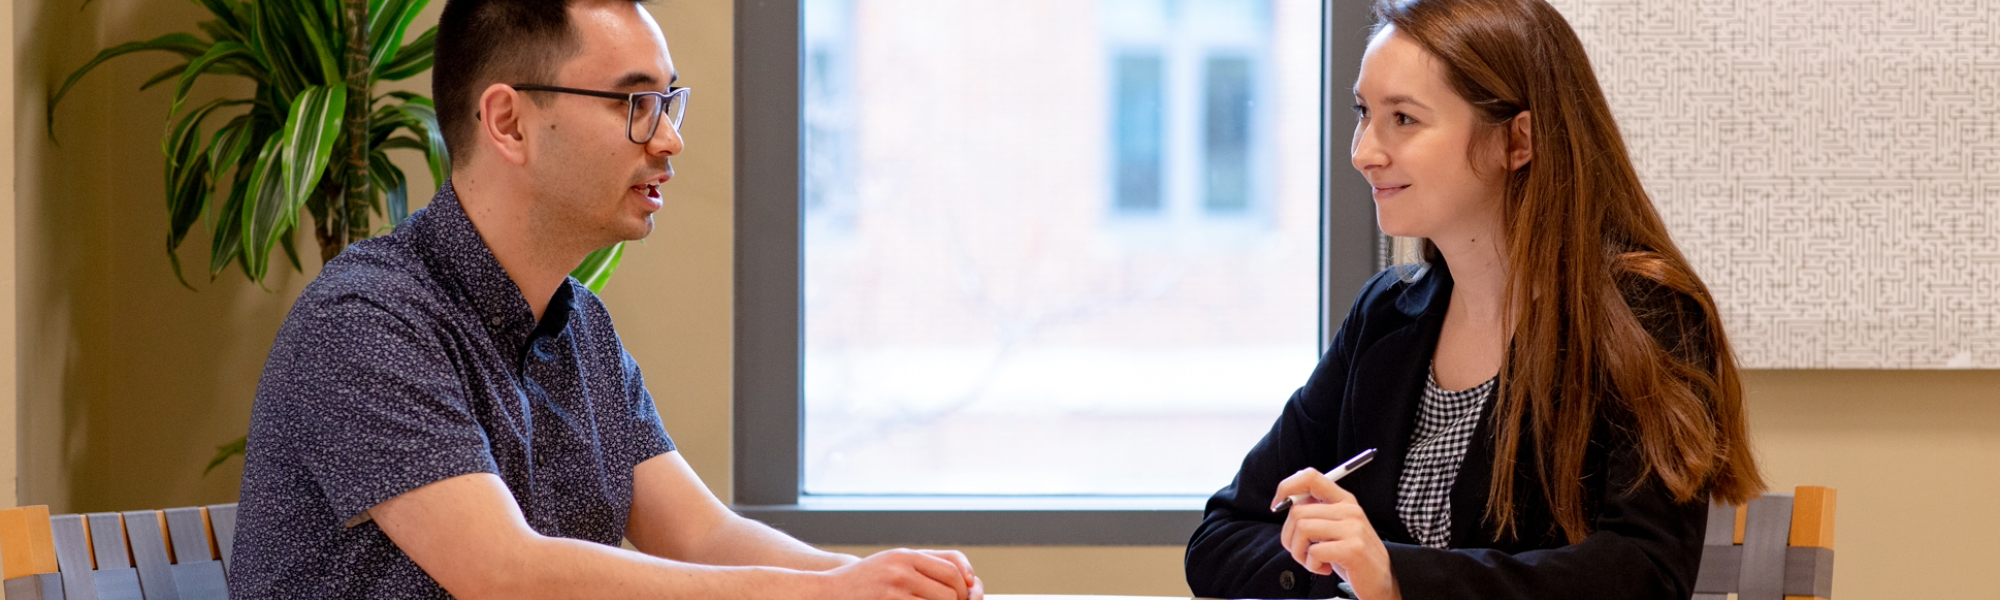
[686,515,857,571]
[461,532,823,600]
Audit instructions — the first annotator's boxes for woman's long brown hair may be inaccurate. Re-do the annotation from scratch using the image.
[1375,0,1765,543]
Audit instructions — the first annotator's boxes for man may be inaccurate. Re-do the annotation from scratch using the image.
[231,1,983,598]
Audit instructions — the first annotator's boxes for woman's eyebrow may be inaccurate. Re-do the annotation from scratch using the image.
[1351,91,1429,111]
[1382,94,1430,110]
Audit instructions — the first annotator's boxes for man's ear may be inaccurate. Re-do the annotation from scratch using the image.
[477,83,531,166]
[1506,111,1532,171]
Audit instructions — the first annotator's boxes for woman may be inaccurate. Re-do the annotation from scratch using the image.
[1183,0,1764,598]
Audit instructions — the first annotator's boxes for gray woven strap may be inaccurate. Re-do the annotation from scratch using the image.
[1784,546,1835,598]
[1737,494,1794,600]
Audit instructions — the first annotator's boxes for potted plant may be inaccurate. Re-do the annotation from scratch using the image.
[49,0,626,473]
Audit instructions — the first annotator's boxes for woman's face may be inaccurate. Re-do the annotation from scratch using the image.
[1351,27,1513,242]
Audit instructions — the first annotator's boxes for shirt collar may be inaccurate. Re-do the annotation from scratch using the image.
[409,181,576,358]
[1393,256,1455,319]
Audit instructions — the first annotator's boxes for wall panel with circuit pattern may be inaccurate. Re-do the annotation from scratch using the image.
[1544,0,2000,368]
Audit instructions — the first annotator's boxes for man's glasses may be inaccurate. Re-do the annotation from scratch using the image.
[510,84,691,144]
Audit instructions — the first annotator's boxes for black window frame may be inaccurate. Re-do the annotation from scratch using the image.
[731,0,1382,545]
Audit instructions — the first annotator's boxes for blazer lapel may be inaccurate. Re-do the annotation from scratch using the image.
[1450,383,1501,547]
[1338,265,1453,546]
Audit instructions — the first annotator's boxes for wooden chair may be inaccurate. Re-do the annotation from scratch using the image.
[0,504,238,600]
[1693,485,1837,600]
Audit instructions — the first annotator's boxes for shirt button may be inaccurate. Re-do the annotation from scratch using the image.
[1279,570,1296,590]
[490,316,503,327]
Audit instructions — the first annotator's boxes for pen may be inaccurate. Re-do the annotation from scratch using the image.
[1271,448,1377,512]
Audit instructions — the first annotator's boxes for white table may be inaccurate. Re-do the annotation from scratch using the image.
[987,596,1208,600]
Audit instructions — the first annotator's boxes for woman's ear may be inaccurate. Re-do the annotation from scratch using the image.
[1507,111,1533,170]
[477,83,531,166]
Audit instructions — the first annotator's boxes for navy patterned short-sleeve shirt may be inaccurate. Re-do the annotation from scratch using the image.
[231,182,675,599]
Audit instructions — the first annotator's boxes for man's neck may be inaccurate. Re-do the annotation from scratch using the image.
[453,171,580,322]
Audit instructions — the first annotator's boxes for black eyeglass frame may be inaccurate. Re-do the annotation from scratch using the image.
[510,84,692,144]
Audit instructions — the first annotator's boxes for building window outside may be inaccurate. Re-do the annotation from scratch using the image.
[800,0,1322,498]
[804,0,857,232]
[1105,0,1271,222]
[1204,54,1254,214]
[1114,53,1167,213]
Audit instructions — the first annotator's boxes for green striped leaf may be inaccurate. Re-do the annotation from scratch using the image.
[571,242,627,294]
[69,0,452,288]
[162,97,247,172]
[250,0,311,97]
[196,19,242,47]
[206,117,264,234]
[278,218,303,273]
[281,85,348,215]
[289,0,343,85]
[369,150,410,225]
[140,63,189,91]
[205,115,256,188]
[168,42,253,128]
[211,138,270,277]
[243,84,345,281]
[373,135,426,153]
[160,98,249,279]
[204,436,247,476]
[166,122,212,289]
[381,90,433,107]
[191,0,249,37]
[392,102,450,185]
[369,101,449,186]
[369,0,429,71]
[377,26,434,82]
[47,33,211,141]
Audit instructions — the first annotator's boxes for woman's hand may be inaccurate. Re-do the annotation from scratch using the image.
[1273,468,1402,600]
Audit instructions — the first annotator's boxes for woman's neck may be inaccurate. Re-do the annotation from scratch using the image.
[1426,216,1513,390]
[1432,225,1509,322]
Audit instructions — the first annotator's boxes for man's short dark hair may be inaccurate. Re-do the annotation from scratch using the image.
[433,0,644,164]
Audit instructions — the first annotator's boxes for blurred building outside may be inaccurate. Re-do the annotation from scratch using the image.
[802,0,1328,496]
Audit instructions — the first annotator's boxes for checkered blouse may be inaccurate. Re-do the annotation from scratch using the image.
[1395,367,1498,549]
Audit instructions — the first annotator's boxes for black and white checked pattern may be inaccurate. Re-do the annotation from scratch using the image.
[1395,367,1497,549]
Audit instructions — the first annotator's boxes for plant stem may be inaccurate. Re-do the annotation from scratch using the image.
[322,0,374,263]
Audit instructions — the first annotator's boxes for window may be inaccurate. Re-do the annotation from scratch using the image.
[1106,0,1270,221]
[1204,55,1254,213]
[1114,53,1167,213]
[734,0,1383,544]
[802,0,856,231]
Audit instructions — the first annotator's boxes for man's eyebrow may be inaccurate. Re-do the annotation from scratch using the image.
[611,72,662,90]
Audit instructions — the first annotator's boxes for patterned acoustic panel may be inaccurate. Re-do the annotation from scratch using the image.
[1544,0,2000,368]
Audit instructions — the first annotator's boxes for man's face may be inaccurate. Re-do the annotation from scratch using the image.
[525,0,683,251]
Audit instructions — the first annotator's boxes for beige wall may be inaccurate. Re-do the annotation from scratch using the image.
[0,0,17,511]
[9,0,1998,598]
[15,0,320,515]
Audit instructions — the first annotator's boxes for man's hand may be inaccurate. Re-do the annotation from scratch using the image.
[812,549,983,600]
[1273,467,1401,600]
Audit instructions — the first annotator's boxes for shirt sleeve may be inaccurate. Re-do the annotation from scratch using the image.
[266,295,501,525]
[617,348,677,469]
[1185,271,1388,598]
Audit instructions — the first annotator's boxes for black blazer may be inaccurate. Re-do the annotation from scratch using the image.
[1185,261,1710,600]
